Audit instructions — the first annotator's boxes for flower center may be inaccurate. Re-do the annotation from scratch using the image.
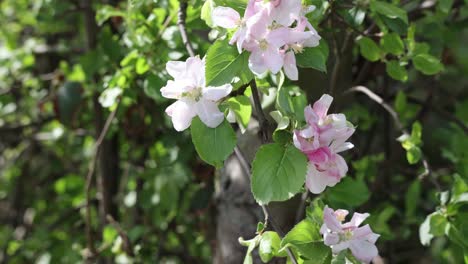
[259,39,269,51]
[183,87,203,101]
[291,43,304,54]
[339,229,354,241]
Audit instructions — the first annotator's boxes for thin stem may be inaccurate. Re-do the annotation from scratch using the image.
[346,86,439,190]
[84,100,121,258]
[250,80,271,142]
[177,0,195,57]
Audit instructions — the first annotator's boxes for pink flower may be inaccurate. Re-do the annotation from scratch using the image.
[211,0,322,80]
[321,206,380,263]
[161,57,232,131]
[293,94,355,193]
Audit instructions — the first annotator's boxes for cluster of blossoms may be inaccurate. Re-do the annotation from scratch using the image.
[321,206,380,263]
[293,94,355,194]
[161,56,232,131]
[212,0,321,80]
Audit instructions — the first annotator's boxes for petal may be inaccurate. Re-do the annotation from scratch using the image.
[349,212,370,227]
[313,94,333,119]
[166,99,196,131]
[264,46,284,74]
[304,105,318,124]
[249,50,268,76]
[352,225,380,244]
[195,99,225,128]
[322,206,343,232]
[203,84,232,101]
[185,56,205,87]
[283,51,298,80]
[161,80,192,99]
[333,154,349,179]
[166,61,186,78]
[331,241,350,254]
[323,232,340,246]
[349,240,379,263]
[212,7,240,29]
[306,147,331,164]
[267,28,289,48]
[306,163,335,194]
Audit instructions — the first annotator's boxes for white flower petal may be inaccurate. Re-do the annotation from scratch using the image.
[203,84,232,101]
[166,61,186,78]
[165,99,196,131]
[212,7,241,29]
[195,99,225,128]
[349,239,378,263]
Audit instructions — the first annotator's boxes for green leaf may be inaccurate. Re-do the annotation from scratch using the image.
[135,57,149,75]
[298,242,332,263]
[226,95,252,128]
[429,213,448,236]
[280,219,321,251]
[191,118,237,168]
[205,39,253,87]
[201,0,214,27]
[357,37,381,62]
[381,33,404,55]
[386,60,408,82]
[326,177,370,207]
[370,1,408,24]
[412,54,444,75]
[103,225,118,244]
[406,146,421,164]
[411,122,422,145]
[394,91,407,113]
[251,143,308,204]
[276,86,308,122]
[405,180,421,218]
[296,41,329,72]
[259,231,282,263]
[96,5,126,26]
[239,236,261,264]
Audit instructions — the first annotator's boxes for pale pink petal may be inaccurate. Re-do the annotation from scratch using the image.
[212,7,241,29]
[349,240,379,263]
[161,80,191,99]
[267,28,289,48]
[304,105,319,124]
[333,154,349,178]
[352,225,380,243]
[264,46,284,74]
[323,232,340,246]
[283,51,298,80]
[246,9,269,38]
[331,241,350,254]
[195,99,225,128]
[203,84,232,101]
[185,57,205,87]
[166,99,196,131]
[166,61,186,78]
[313,94,333,119]
[306,163,337,194]
[248,50,268,75]
[322,206,342,232]
[349,212,370,227]
[352,225,373,239]
[332,142,354,153]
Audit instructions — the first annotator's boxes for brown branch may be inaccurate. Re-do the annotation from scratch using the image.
[407,97,468,135]
[106,215,135,257]
[250,80,271,142]
[177,0,195,57]
[346,86,439,190]
[84,100,121,258]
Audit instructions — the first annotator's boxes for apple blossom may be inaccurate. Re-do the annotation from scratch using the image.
[321,206,380,263]
[293,94,355,193]
[211,0,322,80]
[161,56,232,131]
